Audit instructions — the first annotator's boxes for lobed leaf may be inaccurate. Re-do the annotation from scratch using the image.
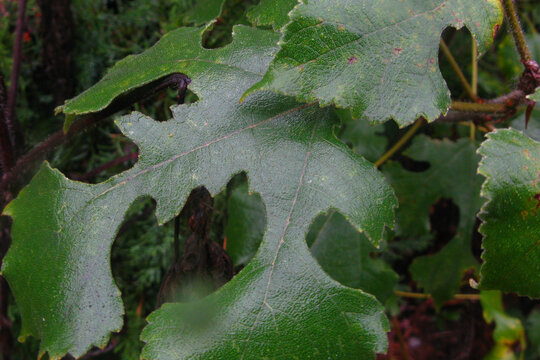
[2,26,396,359]
[478,129,540,297]
[244,0,503,126]
[383,136,483,305]
[226,186,398,304]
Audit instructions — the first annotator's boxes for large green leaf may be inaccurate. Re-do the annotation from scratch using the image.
[2,26,396,359]
[478,129,540,297]
[383,136,483,305]
[226,185,397,303]
[244,0,503,126]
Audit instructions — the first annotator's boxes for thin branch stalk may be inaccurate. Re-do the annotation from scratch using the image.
[440,39,477,101]
[0,71,14,172]
[6,0,27,131]
[374,118,424,168]
[503,0,532,62]
[395,290,480,301]
[392,317,411,360]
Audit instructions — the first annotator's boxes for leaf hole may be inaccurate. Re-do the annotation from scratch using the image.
[110,197,173,347]
[222,172,267,273]
[399,155,431,172]
[156,173,268,305]
[306,210,397,303]
[201,0,259,49]
[426,197,460,254]
[438,26,476,98]
[133,74,198,121]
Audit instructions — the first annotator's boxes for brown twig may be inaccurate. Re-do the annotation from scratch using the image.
[0,70,14,172]
[451,101,507,113]
[395,290,480,301]
[392,317,412,360]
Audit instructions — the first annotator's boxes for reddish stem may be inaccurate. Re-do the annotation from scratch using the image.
[0,71,14,172]
[6,0,27,149]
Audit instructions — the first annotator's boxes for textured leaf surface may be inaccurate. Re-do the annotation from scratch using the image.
[383,136,483,305]
[245,0,503,126]
[226,186,397,303]
[480,290,525,360]
[2,26,396,359]
[478,129,540,297]
[247,0,298,30]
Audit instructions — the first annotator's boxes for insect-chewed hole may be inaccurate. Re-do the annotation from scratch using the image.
[136,84,199,122]
[306,210,396,304]
[426,197,460,254]
[200,0,258,49]
[154,173,267,306]
[54,121,139,184]
[221,172,267,273]
[438,26,476,98]
[109,197,173,348]
[399,155,431,172]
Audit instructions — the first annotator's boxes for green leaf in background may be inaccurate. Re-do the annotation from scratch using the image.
[529,88,540,102]
[224,182,266,267]
[336,108,388,163]
[244,0,503,126]
[497,34,540,83]
[307,211,398,304]
[247,0,298,30]
[511,108,540,142]
[383,136,483,305]
[478,129,540,298]
[525,310,540,360]
[180,0,226,26]
[2,26,396,359]
[480,290,525,360]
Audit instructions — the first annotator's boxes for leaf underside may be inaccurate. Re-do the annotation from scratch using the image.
[2,26,396,359]
[478,129,540,298]
[245,0,503,126]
